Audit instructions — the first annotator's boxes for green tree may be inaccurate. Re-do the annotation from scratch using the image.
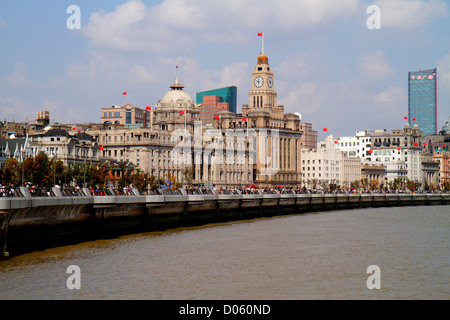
[1,157,21,186]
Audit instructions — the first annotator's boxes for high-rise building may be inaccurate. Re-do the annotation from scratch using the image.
[408,68,437,137]
[196,86,237,114]
[198,96,230,126]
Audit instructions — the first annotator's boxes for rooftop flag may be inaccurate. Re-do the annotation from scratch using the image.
[123,92,127,95]
[242,117,247,122]
[180,110,185,115]
[323,128,327,132]
[99,146,104,151]
[146,106,151,111]
[258,32,263,36]
[214,115,220,119]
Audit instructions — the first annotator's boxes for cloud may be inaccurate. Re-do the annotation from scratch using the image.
[4,62,31,87]
[438,53,450,92]
[357,51,394,79]
[278,81,325,115]
[373,0,449,29]
[81,0,362,52]
[374,86,404,104]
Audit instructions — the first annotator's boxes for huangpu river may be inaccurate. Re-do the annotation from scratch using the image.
[0,205,448,300]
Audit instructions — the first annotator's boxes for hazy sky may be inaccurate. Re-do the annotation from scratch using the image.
[1,0,450,140]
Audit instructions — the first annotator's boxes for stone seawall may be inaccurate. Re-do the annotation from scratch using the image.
[1,190,449,257]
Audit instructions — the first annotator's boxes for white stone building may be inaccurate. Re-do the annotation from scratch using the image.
[301,135,361,189]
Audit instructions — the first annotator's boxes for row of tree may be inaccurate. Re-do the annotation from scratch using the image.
[304,177,450,192]
[0,154,183,190]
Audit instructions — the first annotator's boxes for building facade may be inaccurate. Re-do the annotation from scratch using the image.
[433,150,450,186]
[90,77,254,188]
[212,49,303,187]
[301,135,361,189]
[299,122,318,150]
[198,95,230,127]
[408,68,437,137]
[101,104,150,128]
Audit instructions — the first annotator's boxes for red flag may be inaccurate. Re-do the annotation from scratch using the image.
[180,110,185,115]
[404,117,408,120]
[242,117,247,122]
[99,146,104,151]
[214,115,220,119]
[443,144,446,148]
[323,128,327,132]
[258,32,263,36]
[123,92,127,95]
[334,140,338,144]
[397,147,401,151]
[368,150,373,154]
[414,142,418,146]
[72,127,77,131]
[412,118,416,121]
[424,142,428,146]
[146,106,152,111]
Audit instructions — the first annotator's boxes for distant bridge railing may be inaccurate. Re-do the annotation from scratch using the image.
[1,186,449,198]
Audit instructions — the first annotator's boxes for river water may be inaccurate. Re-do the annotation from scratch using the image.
[0,205,448,300]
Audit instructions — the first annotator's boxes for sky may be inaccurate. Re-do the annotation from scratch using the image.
[1,0,450,140]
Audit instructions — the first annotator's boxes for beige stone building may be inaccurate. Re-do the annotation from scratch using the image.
[101,104,150,128]
[89,77,254,188]
[212,50,303,187]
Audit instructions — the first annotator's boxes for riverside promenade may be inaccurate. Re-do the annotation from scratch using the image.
[1,186,449,257]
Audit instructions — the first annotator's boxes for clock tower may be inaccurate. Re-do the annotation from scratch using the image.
[248,49,277,112]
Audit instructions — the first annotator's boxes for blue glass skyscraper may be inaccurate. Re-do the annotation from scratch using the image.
[408,68,437,137]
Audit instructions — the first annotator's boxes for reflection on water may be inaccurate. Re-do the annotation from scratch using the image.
[0,206,448,299]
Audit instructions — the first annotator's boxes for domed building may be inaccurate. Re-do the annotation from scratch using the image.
[153,77,199,133]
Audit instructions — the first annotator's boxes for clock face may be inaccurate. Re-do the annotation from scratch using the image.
[268,77,273,88]
[254,76,264,88]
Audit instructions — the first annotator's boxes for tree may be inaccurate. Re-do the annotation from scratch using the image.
[319,179,328,192]
[183,167,194,187]
[441,180,450,192]
[406,179,416,191]
[133,171,150,190]
[1,157,20,186]
[351,180,360,191]
[360,178,369,191]
[368,179,380,191]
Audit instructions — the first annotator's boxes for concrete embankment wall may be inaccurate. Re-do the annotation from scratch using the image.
[1,192,449,257]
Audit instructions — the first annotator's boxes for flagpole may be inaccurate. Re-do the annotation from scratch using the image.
[258,32,264,54]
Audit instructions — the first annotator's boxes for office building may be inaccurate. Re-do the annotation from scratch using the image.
[198,96,230,126]
[196,86,237,114]
[408,68,437,137]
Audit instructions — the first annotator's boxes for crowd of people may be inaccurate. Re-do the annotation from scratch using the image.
[1,184,449,197]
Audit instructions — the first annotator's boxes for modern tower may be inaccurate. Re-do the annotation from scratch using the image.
[196,86,237,114]
[408,68,437,137]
